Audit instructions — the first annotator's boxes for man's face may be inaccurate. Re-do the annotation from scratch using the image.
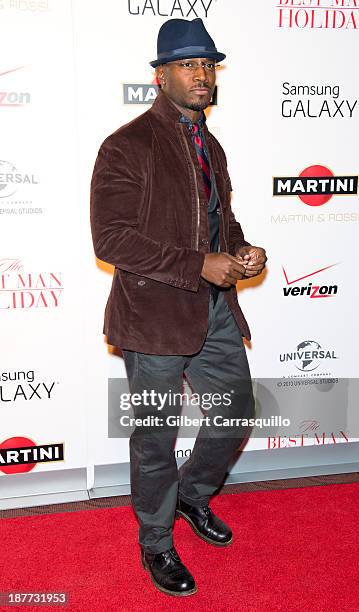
[156,57,216,112]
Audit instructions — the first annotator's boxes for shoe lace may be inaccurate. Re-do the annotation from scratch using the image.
[169,547,180,562]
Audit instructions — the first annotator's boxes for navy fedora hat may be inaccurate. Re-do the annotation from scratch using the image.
[150,18,226,68]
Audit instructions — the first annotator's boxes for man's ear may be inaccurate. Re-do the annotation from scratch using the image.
[156,65,166,87]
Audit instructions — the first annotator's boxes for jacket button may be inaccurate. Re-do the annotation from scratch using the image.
[137,280,146,286]
[201,239,209,246]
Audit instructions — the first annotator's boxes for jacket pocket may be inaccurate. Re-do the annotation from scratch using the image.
[120,269,149,292]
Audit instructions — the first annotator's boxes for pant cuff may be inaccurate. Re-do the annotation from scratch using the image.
[178,491,210,507]
[139,538,174,555]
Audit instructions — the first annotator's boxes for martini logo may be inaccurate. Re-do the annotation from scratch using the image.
[128,0,214,17]
[124,83,159,104]
[280,340,338,373]
[276,0,359,30]
[0,1,50,11]
[273,165,358,206]
[0,437,64,475]
[0,258,63,309]
[0,66,30,107]
[282,263,339,298]
[0,369,57,404]
[123,83,218,105]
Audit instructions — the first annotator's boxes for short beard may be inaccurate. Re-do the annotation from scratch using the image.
[186,101,209,112]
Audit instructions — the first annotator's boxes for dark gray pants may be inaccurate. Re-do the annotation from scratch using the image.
[122,290,254,553]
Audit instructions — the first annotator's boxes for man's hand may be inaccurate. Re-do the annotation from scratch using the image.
[201,253,246,287]
[235,246,267,278]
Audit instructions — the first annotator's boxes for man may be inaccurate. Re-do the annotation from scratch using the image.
[90,17,266,597]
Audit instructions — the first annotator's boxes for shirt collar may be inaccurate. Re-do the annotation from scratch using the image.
[179,111,206,130]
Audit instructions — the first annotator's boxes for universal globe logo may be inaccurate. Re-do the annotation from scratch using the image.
[280,340,338,374]
[0,160,39,198]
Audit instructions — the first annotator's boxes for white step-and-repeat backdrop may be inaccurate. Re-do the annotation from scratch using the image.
[1,0,358,499]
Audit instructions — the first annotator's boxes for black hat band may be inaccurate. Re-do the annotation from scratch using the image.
[157,45,218,60]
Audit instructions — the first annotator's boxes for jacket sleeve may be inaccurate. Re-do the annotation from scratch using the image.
[90,135,205,292]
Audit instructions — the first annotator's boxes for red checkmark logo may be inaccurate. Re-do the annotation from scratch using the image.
[0,66,26,78]
[282,263,339,285]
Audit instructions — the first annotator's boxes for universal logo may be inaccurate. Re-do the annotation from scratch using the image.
[279,340,338,376]
[0,160,42,215]
[128,0,215,18]
[273,164,358,207]
[123,83,218,105]
[0,160,38,197]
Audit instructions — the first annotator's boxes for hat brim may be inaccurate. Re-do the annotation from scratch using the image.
[150,51,226,68]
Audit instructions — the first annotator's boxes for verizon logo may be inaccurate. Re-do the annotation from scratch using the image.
[282,263,339,298]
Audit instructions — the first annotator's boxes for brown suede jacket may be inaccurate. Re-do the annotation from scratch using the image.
[90,89,251,355]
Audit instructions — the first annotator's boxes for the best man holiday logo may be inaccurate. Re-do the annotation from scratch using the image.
[276,0,359,30]
[0,258,63,309]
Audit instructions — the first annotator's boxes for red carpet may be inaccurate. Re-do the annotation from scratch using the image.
[0,483,358,611]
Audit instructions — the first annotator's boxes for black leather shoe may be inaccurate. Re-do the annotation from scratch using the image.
[176,497,233,546]
[141,546,197,597]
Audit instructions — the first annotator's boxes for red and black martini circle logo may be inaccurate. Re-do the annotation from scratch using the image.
[0,437,64,474]
[273,165,358,206]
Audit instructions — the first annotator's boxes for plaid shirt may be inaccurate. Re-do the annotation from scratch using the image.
[179,112,220,254]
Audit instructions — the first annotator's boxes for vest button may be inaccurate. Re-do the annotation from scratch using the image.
[201,239,209,246]
[137,280,146,286]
